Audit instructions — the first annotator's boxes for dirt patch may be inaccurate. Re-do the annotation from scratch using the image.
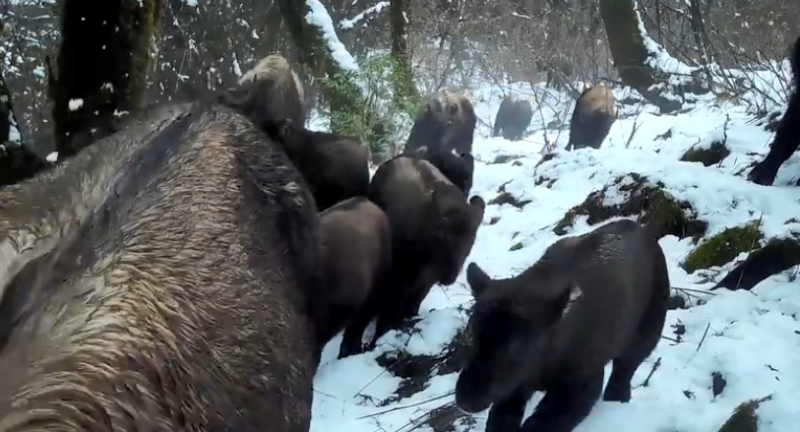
[374,314,473,405]
[553,173,708,240]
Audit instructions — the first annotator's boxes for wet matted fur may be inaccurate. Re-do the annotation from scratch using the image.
[0,102,320,432]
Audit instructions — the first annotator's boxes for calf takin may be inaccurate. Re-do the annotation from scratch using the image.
[405,89,477,155]
[263,118,370,211]
[406,146,475,196]
[747,35,800,186]
[567,83,617,150]
[493,95,533,141]
[456,219,670,432]
[0,101,320,431]
[308,197,392,357]
[339,156,486,356]
[219,54,307,128]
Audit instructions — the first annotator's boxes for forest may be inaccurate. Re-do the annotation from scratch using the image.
[0,1,798,432]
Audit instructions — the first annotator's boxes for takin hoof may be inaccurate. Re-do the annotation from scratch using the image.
[747,163,776,186]
[602,384,631,403]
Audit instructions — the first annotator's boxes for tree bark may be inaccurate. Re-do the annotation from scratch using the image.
[599,0,682,113]
[49,0,162,160]
[276,0,368,135]
[389,0,418,107]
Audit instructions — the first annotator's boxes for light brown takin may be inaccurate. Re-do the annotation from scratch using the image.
[0,100,321,432]
[567,83,617,150]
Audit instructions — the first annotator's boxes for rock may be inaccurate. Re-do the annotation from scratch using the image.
[682,221,762,274]
[680,141,731,167]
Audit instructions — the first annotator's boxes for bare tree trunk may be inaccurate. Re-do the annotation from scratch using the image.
[599,0,682,112]
[49,0,162,160]
[0,18,50,187]
[389,0,418,108]
[276,0,377,138]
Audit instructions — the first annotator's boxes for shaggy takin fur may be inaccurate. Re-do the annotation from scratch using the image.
[747,36,800,186]
[219,54,307,129]
[340,156,485,356]
[405,146,475,196]
[404,89,477,155]
[308,197,393,358]
[456,219,670,432]
[0,101,320,432]
[493,95,533,141]
[263,118,370,211]
[567,83,618,150]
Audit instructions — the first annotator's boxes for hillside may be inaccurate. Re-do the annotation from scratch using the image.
[309,79,800,432]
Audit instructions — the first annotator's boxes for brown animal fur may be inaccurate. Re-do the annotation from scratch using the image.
[567,83,617,150]
[263,119,371,211]
[340,156,485,356]
[404,89,477,155]
[219,54,306,128]
[0,102,320,432]
[456,219,670,432]
[307,197,392,357]
[493,95,533,141]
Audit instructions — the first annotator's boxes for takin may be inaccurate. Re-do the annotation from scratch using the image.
[308,196,393,357]
[405,146,475,196]
[567,83,617,150]
[456,219,670,432]
[219,53,307,128]
[747,35,800,186]
[0,100,321,432]
[339,156,485,357]
[493,95,533,141]
[404,89,477,155]
[262,118,371,212]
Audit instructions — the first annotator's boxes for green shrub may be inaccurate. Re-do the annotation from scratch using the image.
[320,55,419,161]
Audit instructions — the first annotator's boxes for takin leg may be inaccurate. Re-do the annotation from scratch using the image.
[519,372,604,432]
[748,94,800,186]
[484,388,533,432]
[338,300,378,358]
[604,266,670,402]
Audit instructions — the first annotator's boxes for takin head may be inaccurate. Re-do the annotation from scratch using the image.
[454,262,582,413]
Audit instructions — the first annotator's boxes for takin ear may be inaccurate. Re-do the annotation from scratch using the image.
[466,262,492,297]
[552,283,583,320]
[468,195,486,218]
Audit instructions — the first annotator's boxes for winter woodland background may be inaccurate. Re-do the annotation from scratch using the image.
[1,1,799,432]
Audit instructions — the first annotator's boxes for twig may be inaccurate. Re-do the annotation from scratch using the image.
[636,356,662,388]
[356,391,455,420]
[695,322,711,352]
[671,286,717,296]
[661,335,680,343]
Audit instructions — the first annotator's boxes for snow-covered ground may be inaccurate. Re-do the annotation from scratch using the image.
[309,77,800,432]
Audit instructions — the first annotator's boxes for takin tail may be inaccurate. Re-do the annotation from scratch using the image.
[791,35,800,87]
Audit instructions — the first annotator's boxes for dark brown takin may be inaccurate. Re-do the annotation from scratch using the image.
[262,118,370,212]
[493,95,533,141]
[339,156,486,357]
[456,219,670,432]
[307,197,393,357]
[404,89,477,155]
[404,146,475,197]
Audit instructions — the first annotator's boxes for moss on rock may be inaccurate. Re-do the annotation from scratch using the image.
[682,221,763,274]
[680,141,731,167]
[553,173,708,240]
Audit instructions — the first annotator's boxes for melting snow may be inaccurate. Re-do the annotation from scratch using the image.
[310,77,800,432]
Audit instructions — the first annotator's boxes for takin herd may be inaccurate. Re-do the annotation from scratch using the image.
[0,34,799,432]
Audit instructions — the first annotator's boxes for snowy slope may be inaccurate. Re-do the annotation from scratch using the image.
[309,79,800,432]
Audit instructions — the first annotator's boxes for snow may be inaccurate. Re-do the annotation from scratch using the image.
[340,2,389,30]
[310,76,800,431]
[305,0,358,71]
[68,98,83,111]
